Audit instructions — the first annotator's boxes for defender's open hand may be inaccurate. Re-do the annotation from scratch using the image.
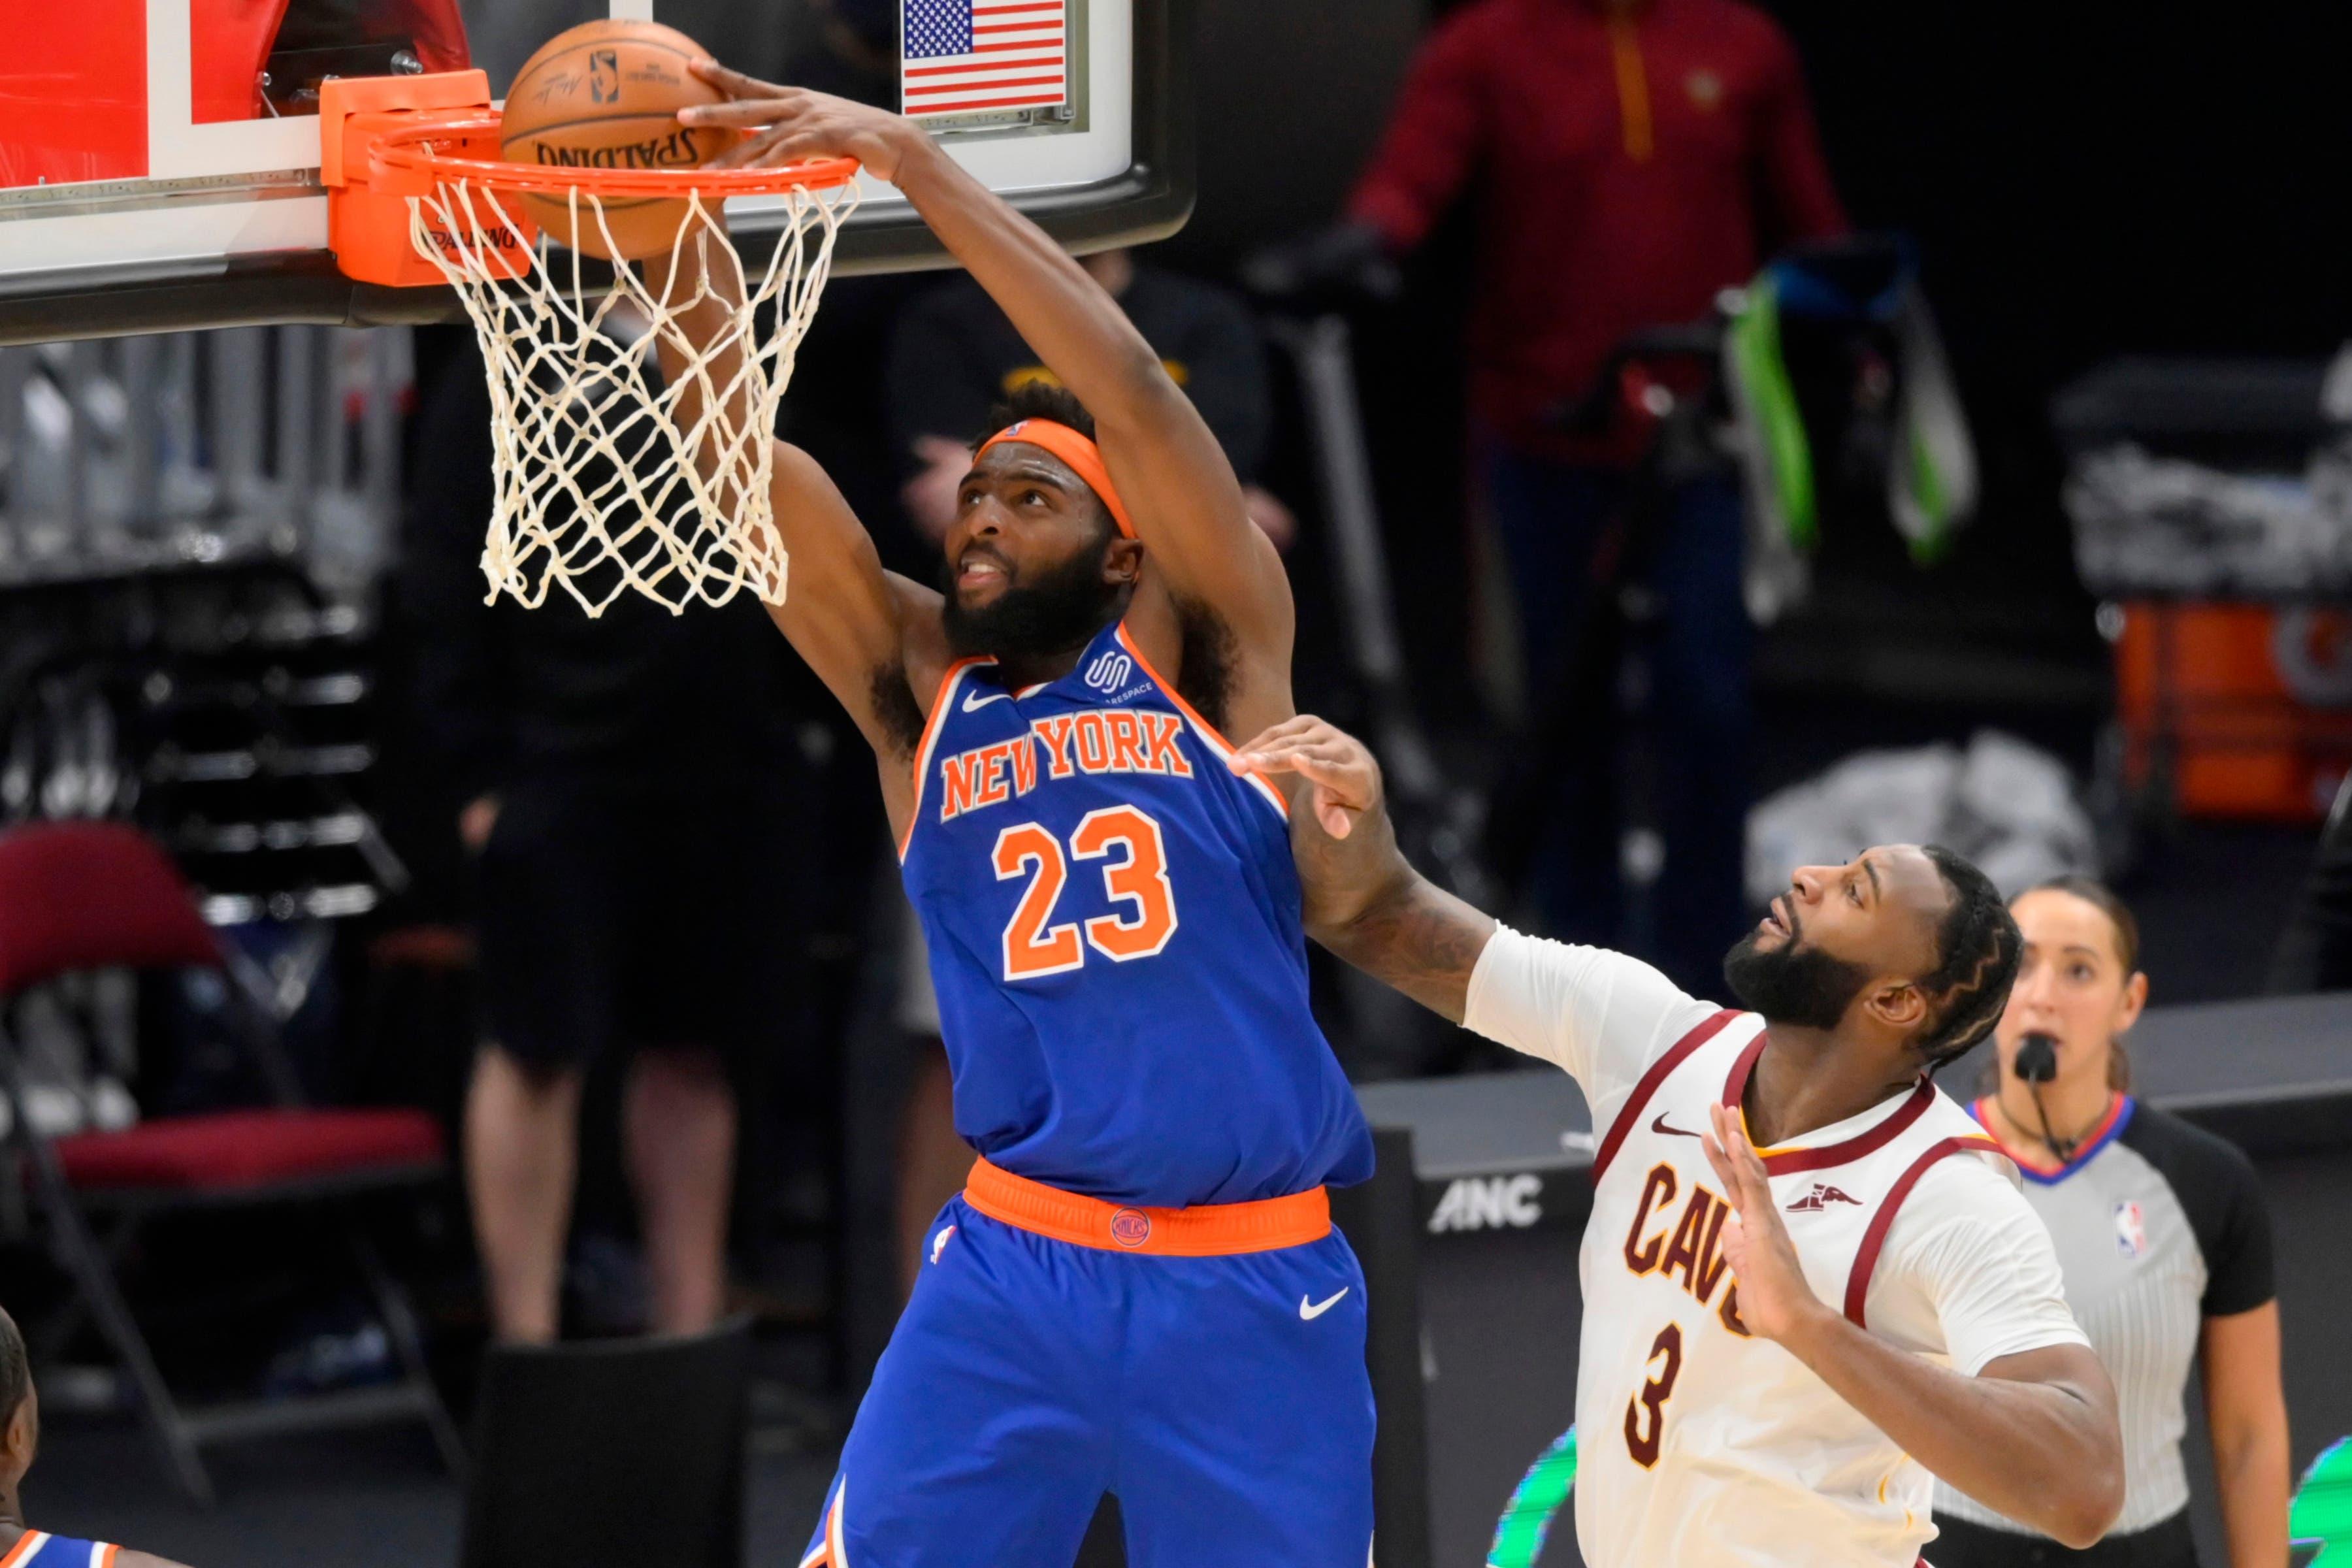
[1703,1102,1828,1346]
[1232,716,1383,841]
[681,63,924,182]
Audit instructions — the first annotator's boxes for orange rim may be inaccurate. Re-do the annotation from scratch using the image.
[372,114,860,199]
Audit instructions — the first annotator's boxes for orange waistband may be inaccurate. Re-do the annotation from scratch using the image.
[962,1158,1330,1256]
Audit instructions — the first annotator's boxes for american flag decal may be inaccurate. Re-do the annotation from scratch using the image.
[902,0,1070,118]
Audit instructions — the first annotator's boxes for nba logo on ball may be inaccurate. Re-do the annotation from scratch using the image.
[1109,1208,1153,1248]
[2114,1200,2148,1260]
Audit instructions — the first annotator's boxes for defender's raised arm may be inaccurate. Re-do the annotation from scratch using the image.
[1233,716,1495,1022]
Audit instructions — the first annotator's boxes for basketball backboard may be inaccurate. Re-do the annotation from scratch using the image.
[0,0,1190,345]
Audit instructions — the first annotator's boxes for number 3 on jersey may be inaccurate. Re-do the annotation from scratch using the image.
[1624,1322,1682,1468]
[993,806,1179,981]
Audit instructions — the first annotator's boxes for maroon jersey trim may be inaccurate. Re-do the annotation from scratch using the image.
[1590,1008,1745,1185]
[1720,1034,1938,1177]
[1841,1134,2007,1327]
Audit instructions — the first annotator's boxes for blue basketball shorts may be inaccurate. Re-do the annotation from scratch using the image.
[798,1189,1376,1567]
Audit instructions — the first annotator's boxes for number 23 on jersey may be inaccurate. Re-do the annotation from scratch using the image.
[992,806,1179,981]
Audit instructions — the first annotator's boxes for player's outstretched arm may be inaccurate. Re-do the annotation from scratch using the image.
[1701,1104,2127,1548]
[683,73,1292,664]
[1233,716,1495,1022]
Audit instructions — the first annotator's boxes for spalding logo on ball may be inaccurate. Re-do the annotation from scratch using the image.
[497,18,736,261]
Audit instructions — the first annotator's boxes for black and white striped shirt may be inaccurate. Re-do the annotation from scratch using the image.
[1933,1096,2275,1537]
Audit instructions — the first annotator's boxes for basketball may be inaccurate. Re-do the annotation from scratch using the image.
[498,19,732,261]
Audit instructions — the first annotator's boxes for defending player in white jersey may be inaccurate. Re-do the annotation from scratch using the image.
[1234,716,2127,1567]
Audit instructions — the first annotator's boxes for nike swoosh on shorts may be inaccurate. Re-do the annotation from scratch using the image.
[1299,1288,1350,1320]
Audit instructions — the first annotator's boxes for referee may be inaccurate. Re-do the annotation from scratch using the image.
[1932,877,2289,1567]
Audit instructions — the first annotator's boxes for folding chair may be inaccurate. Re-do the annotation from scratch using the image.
[0,819,464,1504]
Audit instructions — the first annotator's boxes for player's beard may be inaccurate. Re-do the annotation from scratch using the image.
[941,537,1122,661]
[1722,926,1871,1032]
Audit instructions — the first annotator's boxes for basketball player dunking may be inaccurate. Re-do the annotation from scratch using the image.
[1231,717,2127,1567]
[657,76,1377,1565]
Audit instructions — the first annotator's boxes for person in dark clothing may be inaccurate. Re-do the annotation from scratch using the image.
[887,248,1294,551]
[1290,0,1847,988]
[400,336,808,1343]
[1940,878,2289,1568]
[1345,0,1847,462]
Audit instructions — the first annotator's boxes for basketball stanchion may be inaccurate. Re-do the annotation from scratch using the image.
[316,50,860,618]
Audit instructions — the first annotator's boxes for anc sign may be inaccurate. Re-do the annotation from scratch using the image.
[1486,1429,2351,1567]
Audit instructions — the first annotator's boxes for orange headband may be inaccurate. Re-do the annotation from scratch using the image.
[975,418,1136,539]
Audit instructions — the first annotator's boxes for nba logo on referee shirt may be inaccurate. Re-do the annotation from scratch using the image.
[1085,651,1134,694]
[2114,1200,2148,1259]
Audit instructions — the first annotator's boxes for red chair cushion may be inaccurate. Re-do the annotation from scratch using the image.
[54,1108,444,1193]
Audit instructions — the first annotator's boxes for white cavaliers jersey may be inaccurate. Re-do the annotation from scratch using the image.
[1462,928,2089,1568]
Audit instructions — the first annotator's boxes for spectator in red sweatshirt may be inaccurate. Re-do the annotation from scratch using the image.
[1306,0,1847,987]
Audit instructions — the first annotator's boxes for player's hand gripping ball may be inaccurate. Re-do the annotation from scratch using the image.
[680,65,927,183]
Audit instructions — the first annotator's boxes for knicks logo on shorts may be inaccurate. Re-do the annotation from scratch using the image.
[1109,1208,1153,1248]
[1084,651,1135,695]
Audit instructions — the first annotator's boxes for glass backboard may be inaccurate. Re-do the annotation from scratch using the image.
[0,0,1189,344]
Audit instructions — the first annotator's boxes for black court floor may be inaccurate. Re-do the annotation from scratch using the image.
[25,1418,838,1567]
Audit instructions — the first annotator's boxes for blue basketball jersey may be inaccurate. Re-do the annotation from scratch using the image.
[3,1533,116,1567]
[900,619,1373,1207]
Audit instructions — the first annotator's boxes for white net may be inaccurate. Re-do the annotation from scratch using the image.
[407,178,857,616]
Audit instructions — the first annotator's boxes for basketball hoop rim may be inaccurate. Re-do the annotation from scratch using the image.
[372,113,861,200]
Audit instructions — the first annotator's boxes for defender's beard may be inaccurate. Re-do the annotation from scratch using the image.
[942,542,1122,661]
[1722,930,1871,1032]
